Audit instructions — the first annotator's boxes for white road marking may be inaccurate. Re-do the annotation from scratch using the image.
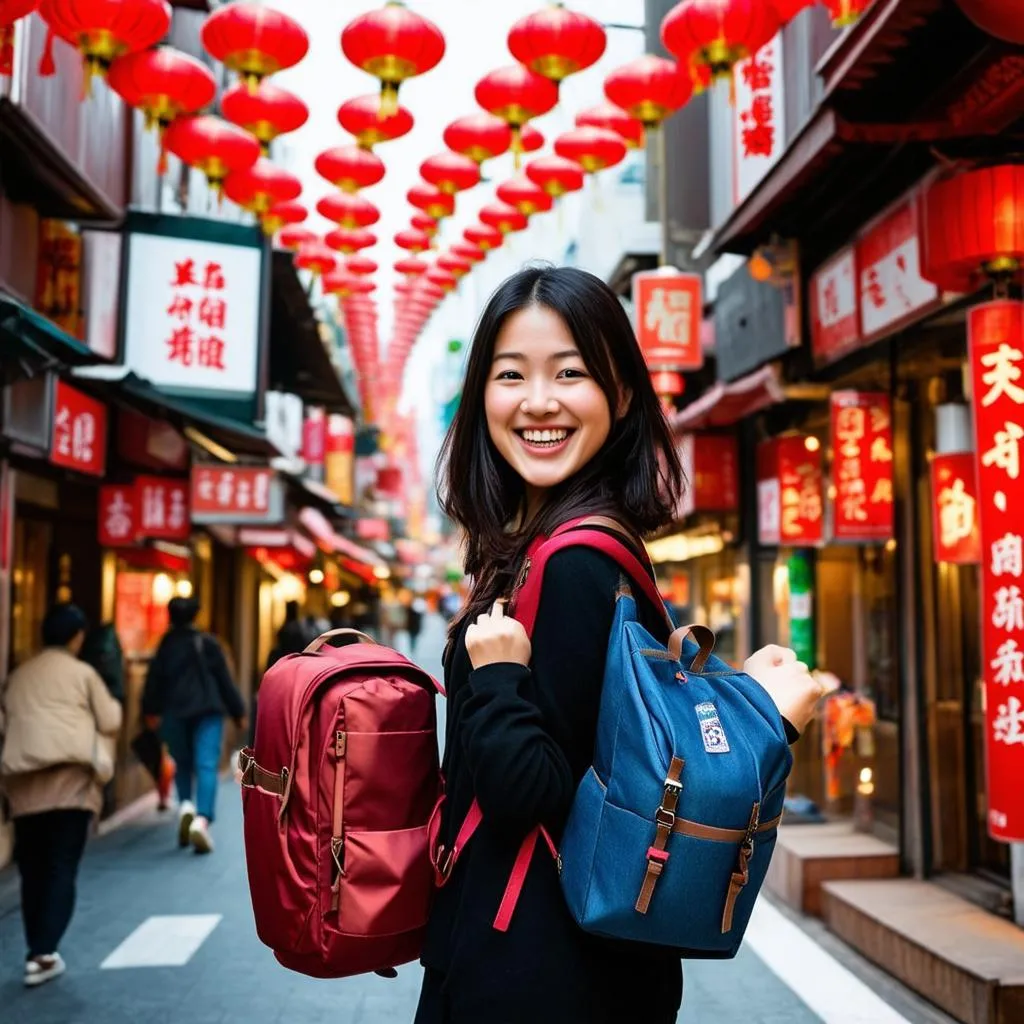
[100,914,223,969]
[745,899,913,1024]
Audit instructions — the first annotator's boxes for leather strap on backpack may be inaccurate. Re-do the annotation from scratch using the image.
[635,756,685,915]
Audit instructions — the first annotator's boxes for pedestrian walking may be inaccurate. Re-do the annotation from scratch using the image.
[0,603,123,988]
[142,597,246,854]
[407,596,426,655]
[417,266,820,1023]
[266,600,314,668]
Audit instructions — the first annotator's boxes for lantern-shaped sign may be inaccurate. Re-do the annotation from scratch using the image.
[341,3,445,115]
[479,201,528,235]
[554,126,627,175]
[508,4,606,85]
[408,183,455,221]
[604,55,693,129]
[497,175,554,217]
[326,228,377,255]
[819,0,871,28]
[420,152,481,196]
[1,1,38,78]
[316,145,386,193]
[475,64,559,164]
[263,200,306,236]
[295,242,338,278]
[317,192,381,229]
[526,155,585,198]
[221,81,308,155]
[338,92,414,147]
[395,256,428,277]
[396,228,431,254]
[223,158,301,216]
[576,102,646,150]
[163,114,260,193]
[661,0,779,84]
[278,226,317,251]
[465,223,503,251]
[443,112,512,164]
[39,0,171,89]
[201,3,308,92]
[107,47,215,133]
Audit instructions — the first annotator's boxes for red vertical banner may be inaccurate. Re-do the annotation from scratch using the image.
[303,406,326,466]
[632,271,703,372]
[98,485,138,547]
[969,300,1024,843]
[931,452,981,564]
[757,437,824,546]
[830,392,895,542]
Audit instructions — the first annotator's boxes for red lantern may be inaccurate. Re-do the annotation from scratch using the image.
[420,152,481,195]
[526,155,585,198]
[39,0,171,90]
[497,175,554,217]
[773,0,815,20]
[819,0,871,28]
[479,201,529,235]
[920,164,1024,294]
[395,257,428,277]
[317,192,380,229]
[338,92,414,147]
[107,47,215,132]
[345,255,378,277]
[426,265,457,293]
[452,242,485,264]
[223,158,301,217]
[201,3,308,92]
[475,64,559,164]
[604,55,693,128]
[221,81,308,155]
[295,242,338,278]
[437,252,472,279]
[576,102,646,150]
[508,4,606,84]
[163,115,260,192]
[661,0,779,83]
[651,370,686,406]
[465,223,503,250]
[326,228,377,254]
[278,226,317,251]
[443,112,512,164]
[408,183,455,221]
[411,213,438,238]
[316,145,385,193]
[554,126,626,175]
[396,228,431,254]
[341,3,445,115]
[262,200,306,236]
[0,1,37,78]
[322,270,361,298]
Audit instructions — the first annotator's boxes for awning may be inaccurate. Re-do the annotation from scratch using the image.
[297,506,383,568]
[670,364,785,432]
[0,294,99,381]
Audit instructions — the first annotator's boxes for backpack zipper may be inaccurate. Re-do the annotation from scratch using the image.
[330,729,347,912]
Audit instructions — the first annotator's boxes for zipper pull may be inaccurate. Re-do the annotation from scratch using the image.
[336,731,347,758]
[513,557,532,596]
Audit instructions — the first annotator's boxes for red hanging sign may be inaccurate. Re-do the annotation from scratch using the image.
[98,485,139,547]
[931,452,981,564]
[192,466,274,517]
[303,407,326,466]
[632,271,703,372]
[830,392,895,543]
[50,380,108,477]
[136,475,191,542]
[757,436,824,547]
[810,247,859,365]
[969,299,1024,843]
[677,433,739,518]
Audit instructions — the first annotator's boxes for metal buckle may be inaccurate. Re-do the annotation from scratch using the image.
[663,777,683,793]
[655,806,676,829]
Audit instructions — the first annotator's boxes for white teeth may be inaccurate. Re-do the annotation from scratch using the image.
[521,429,568,443]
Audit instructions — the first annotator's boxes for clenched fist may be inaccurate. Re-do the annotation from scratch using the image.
[465,600,532,670]
[743,644,833,734]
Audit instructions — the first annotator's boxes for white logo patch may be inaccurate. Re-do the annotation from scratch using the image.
[695,701,730,754]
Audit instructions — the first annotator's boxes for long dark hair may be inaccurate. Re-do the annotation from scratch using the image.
[437,265,685,636]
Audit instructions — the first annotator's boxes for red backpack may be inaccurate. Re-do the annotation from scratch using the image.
[239,629,443,978]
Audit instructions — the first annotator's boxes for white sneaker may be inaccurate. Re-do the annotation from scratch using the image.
[178,801,196,848]
[189,816,214,854]
[24,953,65,987]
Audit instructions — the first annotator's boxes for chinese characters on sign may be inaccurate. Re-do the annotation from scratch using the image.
[830,392,895,542]
[191,466,280,524]
[733,33,785,204]
[676,433,739,519]
[968,300,1024,843]
[50,380,108,477]
[98,485,137,547]
[97,478,189,546]
[165,256,230,371]
[810,247,859,365]
[931,452,981,564]
[757,437,824,547]
[632,271,703,372]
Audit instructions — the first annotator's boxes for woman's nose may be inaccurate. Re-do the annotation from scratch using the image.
[520,392,559,415]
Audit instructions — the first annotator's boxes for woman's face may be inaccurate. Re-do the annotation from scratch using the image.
[485,304,613,503]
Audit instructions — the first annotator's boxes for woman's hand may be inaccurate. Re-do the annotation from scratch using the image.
[465,600,532,670]
[743,645,832,734]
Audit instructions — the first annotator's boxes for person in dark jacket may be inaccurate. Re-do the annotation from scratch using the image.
[142,598,246,854]
[266,600,314,669]
[418,267,821,1024]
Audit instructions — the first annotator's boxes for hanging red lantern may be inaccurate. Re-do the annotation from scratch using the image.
[438,252,472,279]
[345,255,378,277]
[317,192,380,229]
[420,152,481,195]
[426,265,458,293]
[497,175,554,217]
[773,0,815,20]
[295,242,338,278]
[479,201,529,235]
[604,55,693,129]
[465,223,504,250]
[0,1,37,78]
[554,126,626,175]
[326,228,377,254]
[819,0,871,28]
[520,123,545,154]
[443,112,512,164]
[396,228,432,253]
[920,164,1024,294]
[315,145,386,193]
[223,158,301,217]
[452,241,485,264]
[163,114,260,193]
[475,64,559,165]
[338,92,414,148]
[341,2,445,116]
[661,0,779,84]
[221,81,308,155]
[39,0,171,89]
[107,47,215,133]
[395,256,428,277]
[576,102,646,150]
[408,182,455,221]
[508,4,606,85]
[651,370,686,406]
[262,200,306,236]
[526,155,585,198]
[322,270,361,298]
[411,213,438,238]
[278,226,317,251]
[201,3,308,92]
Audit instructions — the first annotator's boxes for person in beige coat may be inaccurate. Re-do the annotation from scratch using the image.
[0,603,122,988]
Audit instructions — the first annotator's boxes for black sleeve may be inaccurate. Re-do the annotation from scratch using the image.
[141,648,165,717]
[459,548,620,839]
[784,719,800,744]
[205,636,246,720]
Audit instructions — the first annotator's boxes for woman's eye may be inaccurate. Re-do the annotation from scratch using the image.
[495,370,523,381]
[558,368,587,379]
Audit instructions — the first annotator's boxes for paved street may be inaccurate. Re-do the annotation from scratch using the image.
[0,617,955,1024]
